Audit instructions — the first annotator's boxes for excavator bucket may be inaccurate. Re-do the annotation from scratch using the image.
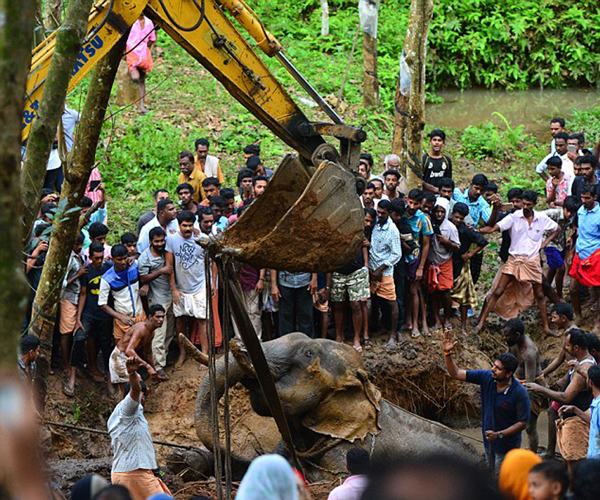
[221,155,364,273]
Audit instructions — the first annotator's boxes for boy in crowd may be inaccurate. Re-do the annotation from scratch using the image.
[120,232,139,261]
[483,182,498,205]
[528,461,568,500]
[402,190,433,338]
[199,177,221,207]
[543,196,579,300]
[68,242,114,396]
[422,129,452,194]
[84,222,112,261]
[450,203,488,335]
[545,156,573,207]
[235,168,254,205]
[177,182,199,214]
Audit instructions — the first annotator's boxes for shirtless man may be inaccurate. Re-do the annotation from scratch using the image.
[108,304,165,387]
[538,302,578,458]
[503,318,543,453]
[526,329,597,474]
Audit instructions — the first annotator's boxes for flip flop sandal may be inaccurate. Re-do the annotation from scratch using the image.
[353,345,363,353]
[411,331,421,339]
[363,339,373,349]
[63,384,75,397]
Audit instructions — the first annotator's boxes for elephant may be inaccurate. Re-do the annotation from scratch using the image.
[193,333,481,481]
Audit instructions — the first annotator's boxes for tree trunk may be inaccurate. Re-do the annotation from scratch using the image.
[116,59,139,106]
[43,0,63,31]
[391,0,434,191]
[359,0,380,108]
[29,37,126,341]
[0,0,36,368]
[21,0,95,245]
[362,32,380,108]
[320,0,329,37]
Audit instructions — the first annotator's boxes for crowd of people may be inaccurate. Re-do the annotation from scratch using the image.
[19,114,600,500]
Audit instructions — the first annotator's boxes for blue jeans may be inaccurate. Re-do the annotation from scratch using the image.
[486,450,507,476]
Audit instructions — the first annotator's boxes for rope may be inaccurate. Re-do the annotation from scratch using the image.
[205,254,223,500]
[220,259,233,499]
[44,420,205,451]
[337,25,360,105]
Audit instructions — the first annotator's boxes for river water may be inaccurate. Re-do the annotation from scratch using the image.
[425,89,599,139]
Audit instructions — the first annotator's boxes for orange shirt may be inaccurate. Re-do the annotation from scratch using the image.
[178,166,206,203]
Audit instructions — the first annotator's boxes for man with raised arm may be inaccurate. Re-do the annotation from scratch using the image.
[442,327,530,474]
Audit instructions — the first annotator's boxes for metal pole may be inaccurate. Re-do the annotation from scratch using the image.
[276,52,343,125]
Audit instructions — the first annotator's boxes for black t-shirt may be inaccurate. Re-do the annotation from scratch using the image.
[81,262,112,320]
[453,222,488,278]
[571,176,600,203]
[422,153,452,188]
[27,252,47,292]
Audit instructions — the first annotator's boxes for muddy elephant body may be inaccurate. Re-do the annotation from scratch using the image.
[195,333,480,480]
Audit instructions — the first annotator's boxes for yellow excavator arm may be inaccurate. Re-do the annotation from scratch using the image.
[24,0,366,272]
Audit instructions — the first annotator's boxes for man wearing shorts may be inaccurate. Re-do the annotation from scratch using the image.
[368,200,402,348]
[478,190,560,336]
[109,305,165,386]
[166,210,208,365]
[329,238,370,351]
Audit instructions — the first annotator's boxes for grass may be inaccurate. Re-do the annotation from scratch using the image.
[61,9,594,245]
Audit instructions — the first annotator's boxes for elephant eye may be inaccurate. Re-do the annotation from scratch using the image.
[305,350,314,358]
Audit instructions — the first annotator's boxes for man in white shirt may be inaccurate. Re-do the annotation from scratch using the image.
[477,190,561,336]
[108,356,172,499]
[137,198,179,254]
[328,448,369,500]
[536,132,574,180]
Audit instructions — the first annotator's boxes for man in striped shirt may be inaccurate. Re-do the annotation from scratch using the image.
[369,200,402,348]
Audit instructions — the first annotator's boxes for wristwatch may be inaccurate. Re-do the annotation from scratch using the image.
[498,432,504,439]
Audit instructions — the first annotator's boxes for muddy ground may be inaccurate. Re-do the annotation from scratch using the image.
[44,290,597,499]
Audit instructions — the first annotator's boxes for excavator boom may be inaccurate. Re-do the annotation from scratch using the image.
[23,0,365,272]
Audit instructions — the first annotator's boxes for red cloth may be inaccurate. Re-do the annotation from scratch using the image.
[426,259,453,293]
[126,47,153,73]
[570,248,600,287]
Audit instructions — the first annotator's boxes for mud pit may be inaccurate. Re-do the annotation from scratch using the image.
[46,303,589,498]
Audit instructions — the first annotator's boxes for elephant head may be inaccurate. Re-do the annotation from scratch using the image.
[194,333,381,458]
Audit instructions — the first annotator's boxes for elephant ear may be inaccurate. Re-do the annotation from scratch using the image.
[302,364,381,442]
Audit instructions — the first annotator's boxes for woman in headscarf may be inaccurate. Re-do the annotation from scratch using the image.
[236,455,298,500]
[498,448,542,500]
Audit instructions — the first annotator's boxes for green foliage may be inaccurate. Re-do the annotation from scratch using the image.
[251,0,600,97]
[97,113,187,194]
[458,114,527,159]
[570,106,600,147]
